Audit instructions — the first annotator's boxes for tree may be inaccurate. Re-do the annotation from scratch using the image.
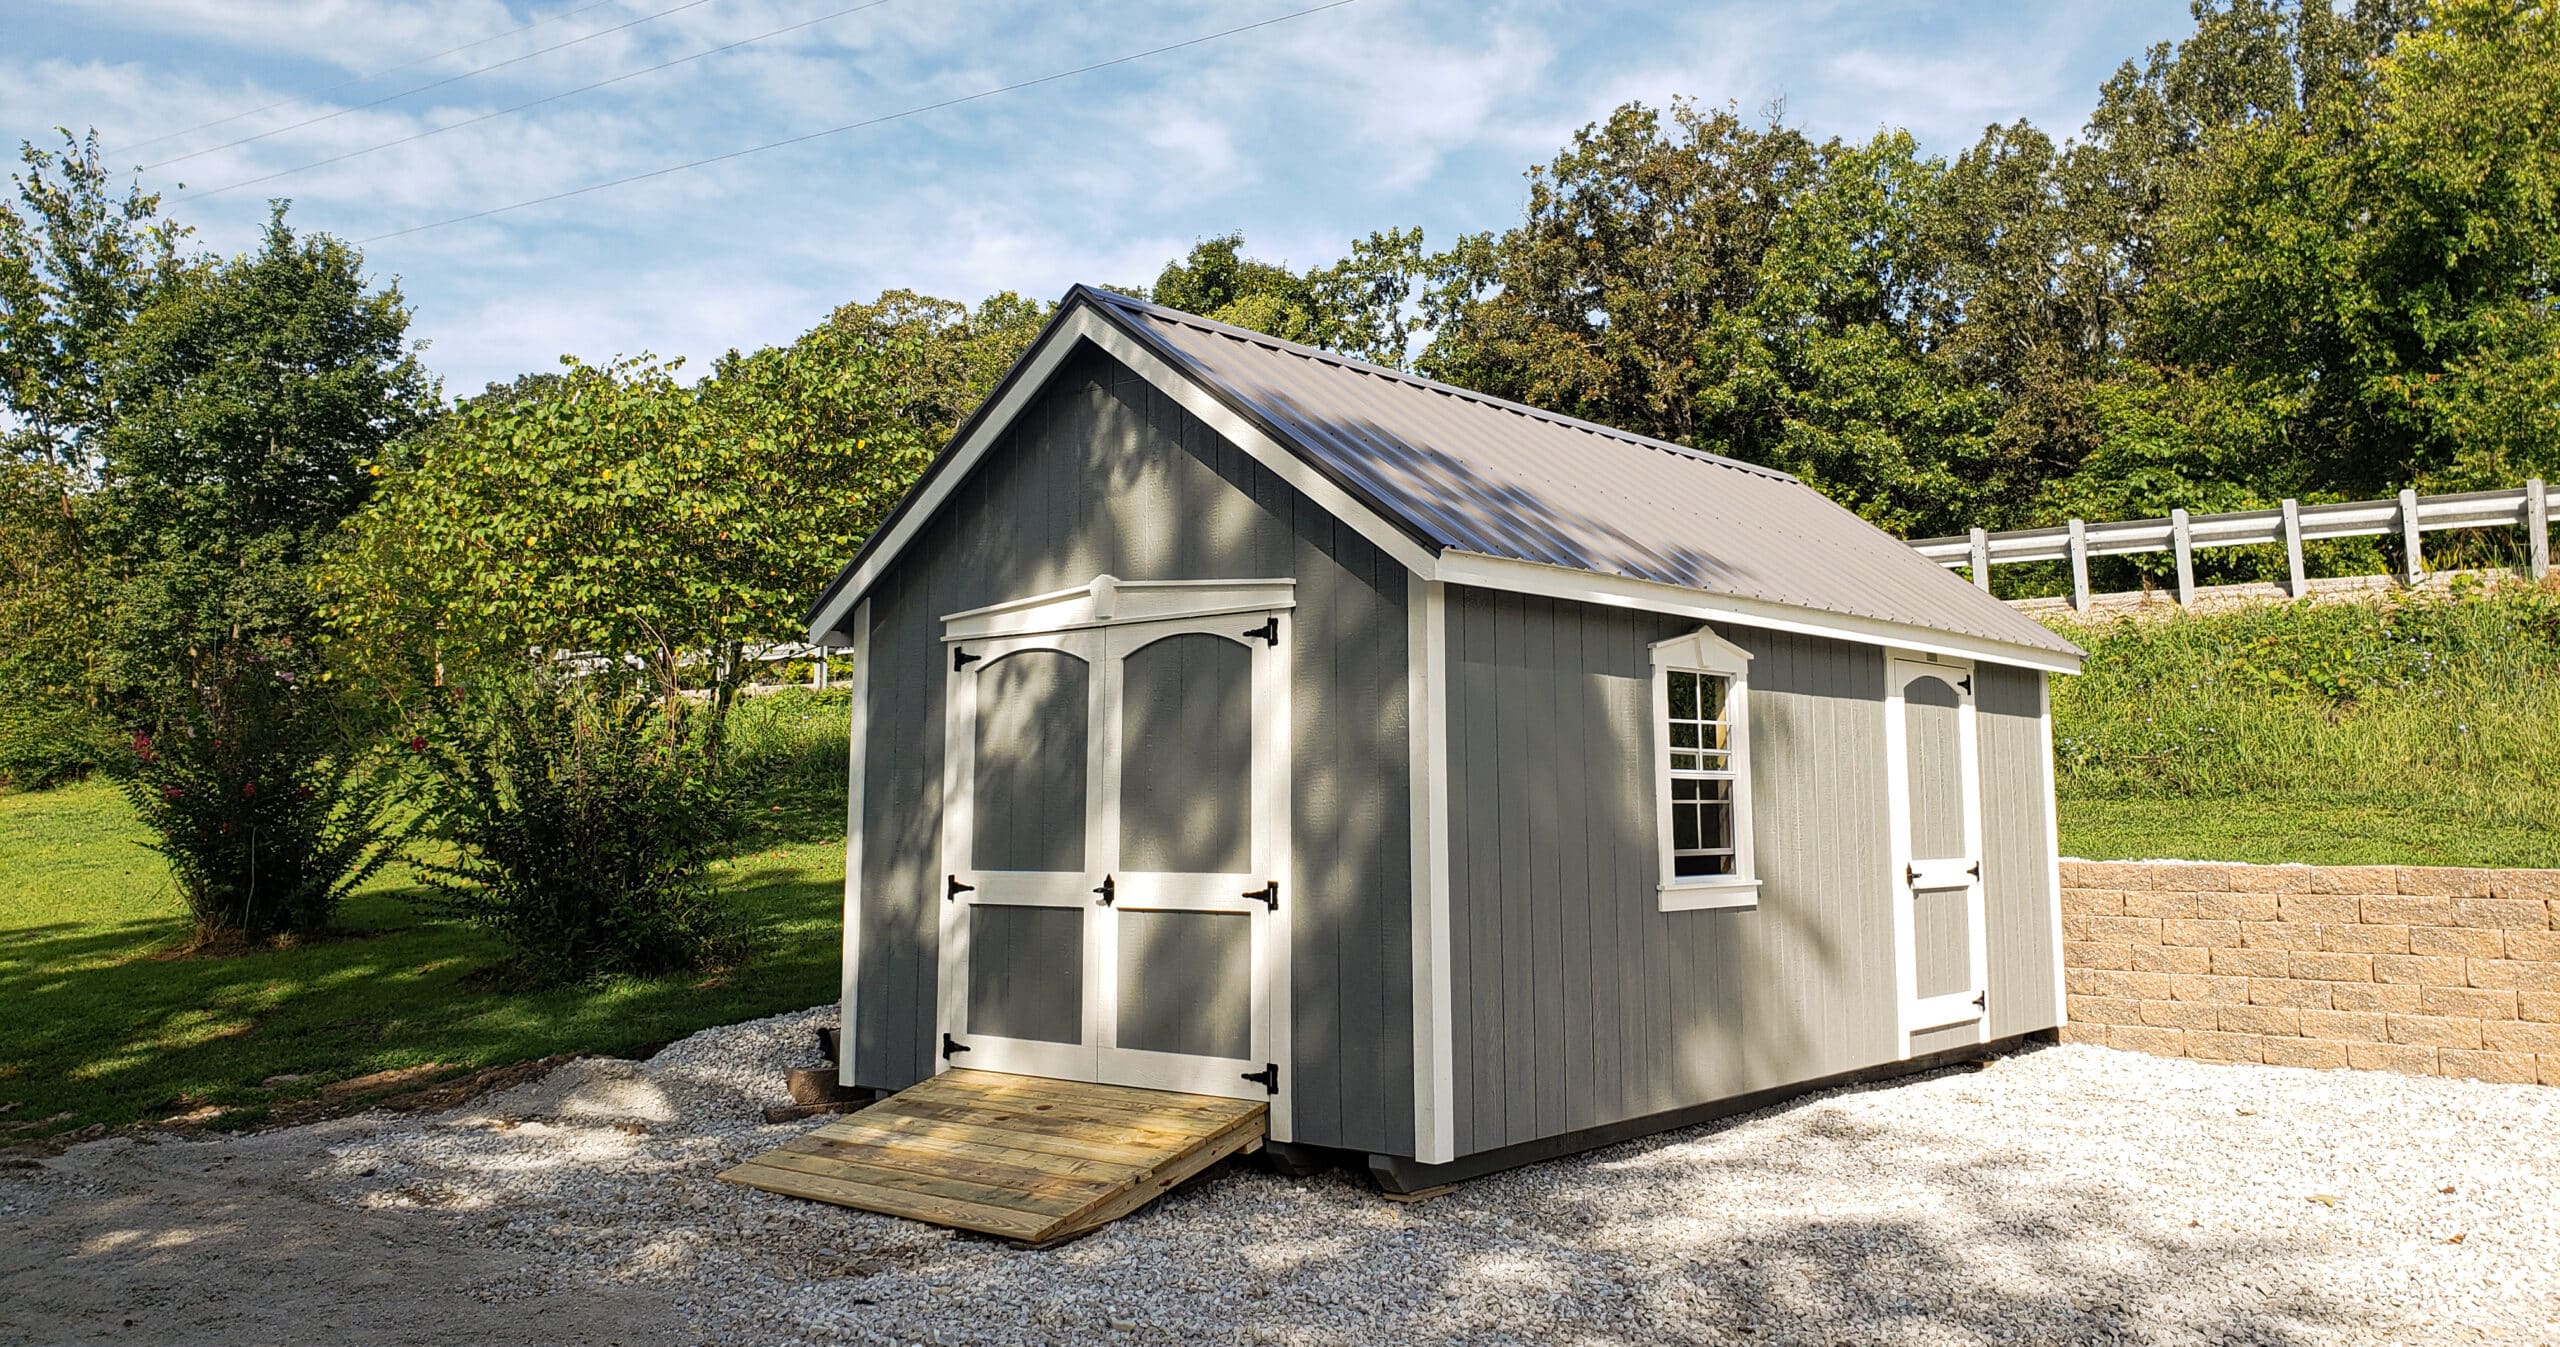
[0,131,191,784]
[95,205,434,938]
[331,290,1046,717]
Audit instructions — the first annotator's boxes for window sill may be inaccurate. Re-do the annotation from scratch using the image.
[1657,879,1761,912]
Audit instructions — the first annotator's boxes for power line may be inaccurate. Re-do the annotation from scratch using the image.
[360,0,1357,245]
[117,0,627,157]
[142,0,723,172]
[185,0,895,200]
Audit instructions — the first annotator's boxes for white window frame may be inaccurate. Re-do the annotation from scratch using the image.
[1650,626,1759,911]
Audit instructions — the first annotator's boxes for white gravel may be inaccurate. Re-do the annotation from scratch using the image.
[9,1008,2559,1346]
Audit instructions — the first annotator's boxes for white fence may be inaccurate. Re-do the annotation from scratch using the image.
[1908,480,2554,609]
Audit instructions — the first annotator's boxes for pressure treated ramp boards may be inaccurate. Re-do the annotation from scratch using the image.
[718,1069,1267,1247]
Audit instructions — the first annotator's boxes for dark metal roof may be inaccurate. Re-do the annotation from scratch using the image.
[1078,287,2081,661]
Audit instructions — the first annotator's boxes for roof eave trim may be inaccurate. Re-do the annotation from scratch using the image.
[803,299,1444,643]
[1431,552,2086,675]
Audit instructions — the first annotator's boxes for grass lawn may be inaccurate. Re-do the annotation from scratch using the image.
[1,773,843,1144]
[2059,794,2560,869]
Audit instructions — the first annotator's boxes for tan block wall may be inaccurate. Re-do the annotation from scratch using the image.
[2059,862,2560,1086]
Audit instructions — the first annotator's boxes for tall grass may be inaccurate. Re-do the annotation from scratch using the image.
[2048,579,2560,864]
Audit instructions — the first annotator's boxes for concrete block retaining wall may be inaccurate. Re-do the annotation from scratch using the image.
[2058,861,2560,1084]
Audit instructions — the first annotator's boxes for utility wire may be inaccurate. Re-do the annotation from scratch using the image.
[118,0,626,157]
[185,0,895,200]
[360,0,1356,244]
[143,0,723,172]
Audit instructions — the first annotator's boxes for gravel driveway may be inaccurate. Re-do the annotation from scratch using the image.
[6,1007,2556,1346]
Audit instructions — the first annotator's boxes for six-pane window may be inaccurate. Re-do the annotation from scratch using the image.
[1665,670,1737,878]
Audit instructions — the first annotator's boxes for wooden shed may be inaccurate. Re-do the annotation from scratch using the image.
[800,285,2084,1191]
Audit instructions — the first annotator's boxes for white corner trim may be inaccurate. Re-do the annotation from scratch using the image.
[1407,576,1455,1165]
[941,575,1296,641]
[2039,670,2068,1029]
[1649,623,1759,907]
[1435,552,2084,675]
[837,599,868,1089]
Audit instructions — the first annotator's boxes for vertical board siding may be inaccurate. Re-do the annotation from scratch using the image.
[854,341,1414,1155]
[1443,590,1905,1156]
[1977,664,2063,1037]
[967,904,1084,1044]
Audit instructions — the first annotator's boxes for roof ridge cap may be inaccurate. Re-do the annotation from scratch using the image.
[1072,284,1800,485]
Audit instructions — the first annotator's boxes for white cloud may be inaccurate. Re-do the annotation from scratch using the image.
[12,0,2198,392]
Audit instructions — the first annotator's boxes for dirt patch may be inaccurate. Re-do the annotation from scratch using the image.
[0,1126,681,1347]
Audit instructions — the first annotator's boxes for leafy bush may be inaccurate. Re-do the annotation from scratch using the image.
[0,671,111,791]
[108,639,399,941]
[413,668,749,984]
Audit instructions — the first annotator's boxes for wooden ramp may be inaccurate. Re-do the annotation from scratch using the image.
[718,1069,1267,1247]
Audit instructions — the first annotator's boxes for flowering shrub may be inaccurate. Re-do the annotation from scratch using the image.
[110,639,399,941]
[411,665,748,984]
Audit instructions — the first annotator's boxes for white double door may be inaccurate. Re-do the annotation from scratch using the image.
[938,611,1286,1104]
[1888,657,1990,1041]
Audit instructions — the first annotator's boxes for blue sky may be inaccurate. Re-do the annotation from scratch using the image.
[13,0,2196,395]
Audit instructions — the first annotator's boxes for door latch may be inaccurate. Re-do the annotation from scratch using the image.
[1093,874,1115,906]
[1241,1062,1279,1094]
[1243,881,1278,911]
[947,874,975,901]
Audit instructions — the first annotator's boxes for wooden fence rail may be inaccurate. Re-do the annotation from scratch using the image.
[1908,479,2553,609]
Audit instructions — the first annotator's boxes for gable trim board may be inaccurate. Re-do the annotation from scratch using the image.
[807,290,2082,678]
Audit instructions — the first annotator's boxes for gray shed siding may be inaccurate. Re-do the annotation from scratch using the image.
[1442,587,2060,1158]
[851,341,1414,1155]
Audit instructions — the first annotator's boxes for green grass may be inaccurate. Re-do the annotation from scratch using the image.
[2050,580,2560,868]
[0,689,852,1144]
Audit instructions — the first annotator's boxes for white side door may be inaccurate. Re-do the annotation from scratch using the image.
[938,627,1108,1083]
[1887,657,1990,1042]
[1092,613,1288,1104]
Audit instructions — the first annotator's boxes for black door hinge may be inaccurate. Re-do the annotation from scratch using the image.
[1972,989,1988,1011]
[1242,615,1280,647]
[1243,880,1278,911]
[1958,674,1973,694]
[947,874,975,901]
[1905,862,1919,884]
[1967,860,1982,879]
[1093,874,1115,906]
[953,646,981,672]
[942,1033,970,1060]
[1241,1062,1279,1094]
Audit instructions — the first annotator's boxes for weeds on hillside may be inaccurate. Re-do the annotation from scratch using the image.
[2047,582,2560,842]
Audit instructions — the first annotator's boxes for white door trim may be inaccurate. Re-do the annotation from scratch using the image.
[937,626,1111,1084]
[1885,656,1990,1047]
[937,590,1293,1133]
